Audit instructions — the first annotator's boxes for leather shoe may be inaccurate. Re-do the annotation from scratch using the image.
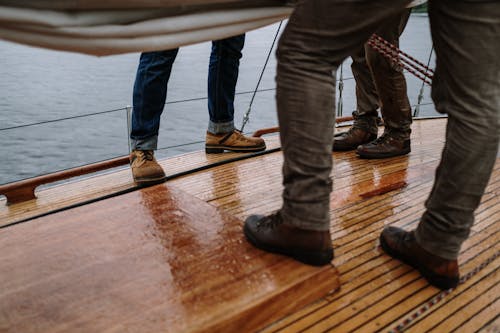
[244,212,334,266]
[130,150,166,185]
[356,133,410,159]
[333,127,377,151]
[380,226,459,290]
[206,130,266,153]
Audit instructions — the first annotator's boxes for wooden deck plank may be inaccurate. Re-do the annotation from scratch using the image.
[431,276,499,333]
[372,246,500,333]
[257,164,499,332]
[265,221,498,333]
[405,248,499,333]
[0,136,282,227]
[259,164,498,332]
[1,118,498,332]
[476,312,500,333]
[0,184,339,333]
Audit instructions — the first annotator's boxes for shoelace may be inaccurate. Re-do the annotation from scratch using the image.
[370,133,393,145]
[137,150,154,162]
[257,212,283,229]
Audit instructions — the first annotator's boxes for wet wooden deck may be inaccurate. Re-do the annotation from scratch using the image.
[1,118,499,332]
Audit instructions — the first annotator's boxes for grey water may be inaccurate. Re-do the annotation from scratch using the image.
[0,15,436,186]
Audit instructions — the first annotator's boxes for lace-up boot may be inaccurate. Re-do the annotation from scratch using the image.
[130,150,166,185]
[244,212,334,266]
[380,226,459,290]
[356,131,410,159]
[205,129,266,153]
[333,111,378,151]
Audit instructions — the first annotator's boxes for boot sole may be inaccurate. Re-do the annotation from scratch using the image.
[357,148,410,159]
[243,223,334,266]
[133,176,167,186]
[332,145,358,152]
[379,234,459,290]
[205,145,266,154]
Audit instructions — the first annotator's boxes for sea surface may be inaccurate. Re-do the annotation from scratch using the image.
[0,14,436,186]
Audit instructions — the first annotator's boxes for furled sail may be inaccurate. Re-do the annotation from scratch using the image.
[0,0,293,56]
[0,0,426,56]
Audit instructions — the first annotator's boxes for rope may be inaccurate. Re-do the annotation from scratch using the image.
[372,34,434,75]
[367,34,433,86]
[387,250,500,333]
[240,21,283,132]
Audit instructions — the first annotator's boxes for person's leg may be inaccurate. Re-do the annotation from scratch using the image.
[381,0,500,289]
[207,34,245,134]
[129,49,179,184]
[333,47,379,151]
[244,0,410,265]
[205,34,265,153]
[417,0,500,260]
[131,49,179,150]
[357,9,412,159]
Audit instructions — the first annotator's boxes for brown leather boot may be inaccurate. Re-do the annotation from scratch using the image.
[333,127,377,151]
[130,150,166,185]
[356,132,410,159]
[206,130,266,153]
[244,212,334,266]
[380,226,459,290]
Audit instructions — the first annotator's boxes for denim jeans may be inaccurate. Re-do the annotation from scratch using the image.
[276,0,499,260]
[130,34,245,150]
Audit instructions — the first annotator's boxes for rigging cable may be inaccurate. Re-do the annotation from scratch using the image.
[337,63,344,117]
[413,45,434,117]
[240,21,283,132]
[0,88,277,132]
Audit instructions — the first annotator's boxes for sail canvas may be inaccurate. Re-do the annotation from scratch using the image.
[0,0,293,56]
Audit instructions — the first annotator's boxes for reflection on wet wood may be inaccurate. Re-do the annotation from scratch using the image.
[0,185,339,333]
[166,118,499,332]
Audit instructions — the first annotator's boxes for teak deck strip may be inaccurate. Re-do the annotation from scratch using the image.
[1,118,499,332]
[0,136,282,227]
[167,119,499,332]
[0,185,339,333]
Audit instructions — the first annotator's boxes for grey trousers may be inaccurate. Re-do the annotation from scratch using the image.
[352,9,412,139]
[276,0,500,260]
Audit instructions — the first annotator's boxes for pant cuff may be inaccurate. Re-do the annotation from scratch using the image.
[352,117,378,134]
[208,120,234,134]
[131,135,158,151]
[415,219,462,260]
[280,204,330,232]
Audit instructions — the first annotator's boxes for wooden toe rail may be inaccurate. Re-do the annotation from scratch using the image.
[0,156,129,205]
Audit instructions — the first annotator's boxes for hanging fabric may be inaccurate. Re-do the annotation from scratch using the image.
[0,0,293,56]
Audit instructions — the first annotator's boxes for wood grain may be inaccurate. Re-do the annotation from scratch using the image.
[1,118,498,332]
[0,185,339,333]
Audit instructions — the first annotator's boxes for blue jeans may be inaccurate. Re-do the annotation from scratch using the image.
[130,34,245,150]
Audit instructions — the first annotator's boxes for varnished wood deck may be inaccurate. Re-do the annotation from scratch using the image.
[1,118,499,332]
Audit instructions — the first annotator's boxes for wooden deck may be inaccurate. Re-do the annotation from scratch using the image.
[1,118,499,332]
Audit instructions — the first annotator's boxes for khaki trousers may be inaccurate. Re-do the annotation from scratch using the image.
[276,0,500,260]
[352,9,412,139]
